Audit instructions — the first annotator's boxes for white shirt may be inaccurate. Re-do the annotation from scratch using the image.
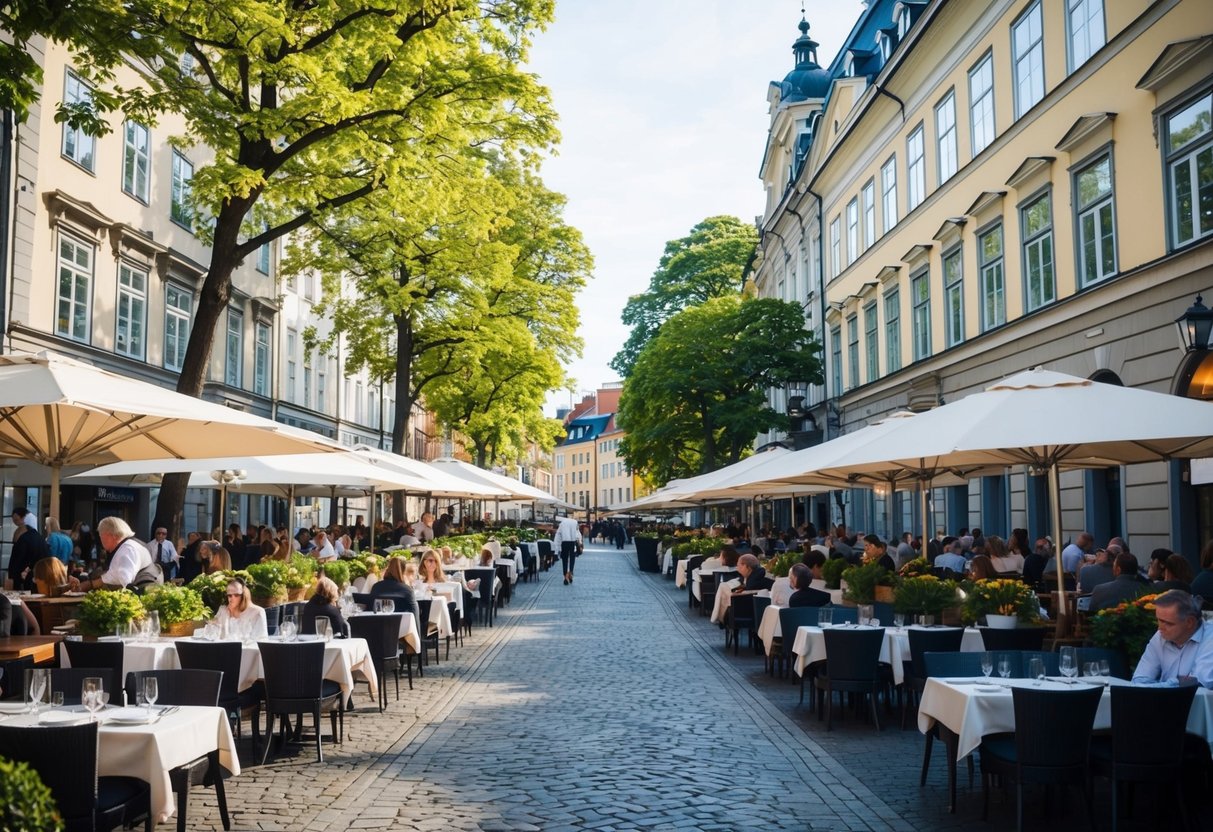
[215,604,269,641]
[101,537,153,588]
[314,539,336,562]
[149,537,179,564]
[553,517,581,547]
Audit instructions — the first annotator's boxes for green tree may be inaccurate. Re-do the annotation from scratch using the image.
[617,295,823,484]
[610,215,758,377]
[112,0,560,537]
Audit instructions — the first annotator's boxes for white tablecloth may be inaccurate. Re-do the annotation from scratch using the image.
[709,581,743,623]
[758,604,784,655]
[918,676,1213,760]
[414,595,454,638]
[6,704,238,823]
[791,625,984,683]
[349,611,421,653]
[691,567,736,601]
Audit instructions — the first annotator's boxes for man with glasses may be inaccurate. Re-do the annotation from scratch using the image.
[1132,589,1213,688]
[150,526,179,581]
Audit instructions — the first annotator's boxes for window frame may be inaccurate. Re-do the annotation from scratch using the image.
[969,50,996,157]
[884,287,901,374]
[907,123,926,211]
[1163,88,1213,250]
[935,89,958,185]
[121,121,150,203]
[170,151,194,229]
[1065,0,1105,73]
[881,155,898,232]
[61,71,96,172]
[846,198,859,266]
[224,307,243,388]
[55,230,94,343]
[846,313,860,391]
[1020,188,1057,312]
[864,301,879,383]
[1012,1,1045,120]
[1072,147,1117,287]
[163,284,191,371]
[862,178,876,250]
[115,261,148,360]
[977,221,1006,332]
[941,245,964,348]
[911,269,931,362]
[830,216,842,278]
[830,325,843,397]
[253,322,271,397]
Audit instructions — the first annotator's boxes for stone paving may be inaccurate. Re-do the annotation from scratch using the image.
[182,543,1212,832]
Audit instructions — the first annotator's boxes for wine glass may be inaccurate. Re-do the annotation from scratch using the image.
[1099,659,1111,678]
[382,599,395,615]
[143,677,158,718]
[145,610,161,641]
[81,677,102,721]
[28,669,47,715]
[997,655,1011,679]
[980,652,994,680]
[893,613,905,629]
[315,617,331,642]
[280,618,297,642]
[1059,647,1077,683]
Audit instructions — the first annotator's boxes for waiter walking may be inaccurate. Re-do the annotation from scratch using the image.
[554,514,582,586]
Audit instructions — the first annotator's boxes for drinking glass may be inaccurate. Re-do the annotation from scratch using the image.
[279,618,297,642]
[997,656,1011,679]
[1028,657,1045,685]
[27,669,47,715]
[1099,659,1111,678]
[893,613,905,628]
[858,605,874,626]
[373,599,383,614]
[921,614,935,627]
[145,611,161,640]
[817,607,833,628]
[315,618,331,642]
[50,691,63,708]
[382,599,395,615]
[1059,646,1077,682]
[81,677,103,721]
[980,652,993,680]
[143,677,158,718]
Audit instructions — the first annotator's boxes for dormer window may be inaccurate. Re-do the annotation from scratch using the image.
[879,32,892,63]
[844,53,855,77]
[897,7,911,40]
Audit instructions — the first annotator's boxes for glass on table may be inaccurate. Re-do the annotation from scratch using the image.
[893,613,905,629]
[315,617,332,642]
[817,607,833,628]
[1028,656,1046,685]
[145,610,161,641]
[279,618,297,643]
[26,668,48,715]
[1099,659,1111,678]
[81,677,103,721]
[50,691,63,708]
[980,652,994,680]
[381,599,395,615]
[1059,646,1078,681]
[997,655,1012,679]
[143,677,158,718]
[373,599,383,614]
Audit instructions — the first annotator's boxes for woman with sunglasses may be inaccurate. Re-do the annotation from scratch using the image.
[214,578,268,640]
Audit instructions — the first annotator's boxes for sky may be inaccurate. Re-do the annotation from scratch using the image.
[526,0,866,411]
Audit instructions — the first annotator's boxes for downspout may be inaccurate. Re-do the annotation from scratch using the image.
[0,108,11,347]
[871,80,907,124]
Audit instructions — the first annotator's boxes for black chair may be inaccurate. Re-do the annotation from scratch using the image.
[0,655,33,700]
[1075,646,1129,679]
[751,595,772,670]
[495,563,512,606]
[814,627,886,731]
[352,592,375,611]
[255,640,343,764]
[49,667,121,707]
[466,568,497,627]
[299,611,351,639]
[725,594,758,656]
[447,600,462,649]
[871,601,895,626]
[778,607,820,686]
[174,640,264,742]
[824,605,860,624]
[415,599,441,666]
[922,650,987,679]
[536,539,554,571]
[62,640,124,703]
[1018,650,1060,678]
[0,721,152,832]
[685,555,706,610]
[979,685,1103,832]
[979,626,1047,652]
[699,572,720,619]
[461,587,477,638]
[1089,684,1198,832]
[123,670,230,832]
[349,613,407,708]
[901,627,965,729]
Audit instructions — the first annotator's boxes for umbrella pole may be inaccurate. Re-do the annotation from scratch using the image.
[790,494,797,531]
[218,484,227,536]
[50,464,61,522]
[1049,462,1068,634]
[919,479,930,552]
[885,475,896,543]
[288,484,296,533]
[369,487,377,554]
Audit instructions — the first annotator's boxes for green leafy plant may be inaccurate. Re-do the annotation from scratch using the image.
[960,578,1041,624]
[1089,593,1160,671]
[187,571,241,612]
[285,555,318,589]
[77,588,145,636]
[345,552,385,580]
[0,756,62,831]
[894,575,958,616]
[821,557,848,590]
[841,561,896,605]
[140,584,208,626]
[898,557,931,579]
[319,559,350,589]
[245,562,287,601]
[765,549,802,578]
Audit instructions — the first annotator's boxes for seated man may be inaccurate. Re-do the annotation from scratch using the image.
[863,534,896,571]
[733,553,772,592]
[1132,589,1212,688]
[787,563,830,607]
[1077,545,1115,593]
[1089,552,1147,614]
[933,539,967,575]
[801,548,827,583]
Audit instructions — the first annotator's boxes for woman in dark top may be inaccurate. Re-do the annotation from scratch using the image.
[301,576,348,637]
[366,556,421,623]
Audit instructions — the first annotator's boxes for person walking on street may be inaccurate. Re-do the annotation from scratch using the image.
[555,514,582,585]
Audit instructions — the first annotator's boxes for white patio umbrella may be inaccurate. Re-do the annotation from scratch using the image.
[426,457,566,503]
[0,352,340,518]
[809,367,1213,608]
[350,447,513,500]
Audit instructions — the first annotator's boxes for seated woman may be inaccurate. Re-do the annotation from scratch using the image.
[987,535,1023,575]
[418,549,458,602]
[214,577,268,640]
[202,542,232,574]
[478,546,496,567]
[1154,553,1194,593]
[301,576,348,638]
[367,556,421,623]
[33,556,69,597]
[0,593,40,636]
[968,553,997,580]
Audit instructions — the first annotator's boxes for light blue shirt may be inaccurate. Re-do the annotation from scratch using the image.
[934,552,967,573]
[1132,620,1213,688]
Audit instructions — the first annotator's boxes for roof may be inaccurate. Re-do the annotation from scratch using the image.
[559,413,613,446]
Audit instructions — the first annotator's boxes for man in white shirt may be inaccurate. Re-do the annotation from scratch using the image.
[312,530,337,562]
[149,526,179,580]
[69,516,155,591]
[412,513,435,543]
[554,514,582,586]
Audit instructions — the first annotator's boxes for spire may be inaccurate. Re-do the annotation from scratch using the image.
[792,6,820,68]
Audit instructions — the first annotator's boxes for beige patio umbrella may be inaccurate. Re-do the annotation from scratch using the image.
[0,351,340,518]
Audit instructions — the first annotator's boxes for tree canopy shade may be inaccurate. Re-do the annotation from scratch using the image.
[617,295,823,485]
[610,216,758,377]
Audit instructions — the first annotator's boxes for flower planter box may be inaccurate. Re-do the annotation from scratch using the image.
[875,585,895,604]
[162,619,201,638]
[635,538,661,573]
[985,613,1019,629]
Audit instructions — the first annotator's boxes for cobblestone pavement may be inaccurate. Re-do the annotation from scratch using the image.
[186,544,1211,831]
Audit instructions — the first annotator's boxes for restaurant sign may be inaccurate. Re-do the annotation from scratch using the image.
[96,486,137,504]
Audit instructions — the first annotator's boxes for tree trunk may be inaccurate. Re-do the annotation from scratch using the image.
[151,201,248,541]
[475,441,488,468]
[390,302,416,523]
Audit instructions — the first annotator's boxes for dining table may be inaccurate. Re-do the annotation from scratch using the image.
[916,674,1213,812]
[791,624,985,683]
[0,635,64,664]
[0,703,239,823]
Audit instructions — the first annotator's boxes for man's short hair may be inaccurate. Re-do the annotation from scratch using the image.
[738,553,760,570]
[863,533,886,550]
[789,562,811,588]
[97,516,134,539]
[1153,589,1201,622]
[802,550,826,569]
[1114,552,1139,575]
[1150,547,1173,564]
[12,507,28,519]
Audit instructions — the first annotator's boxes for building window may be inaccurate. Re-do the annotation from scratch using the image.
[847,314,859,390]
[164,285,191,371]
[56,232,93,342]
[830,216,841,277]
[881,155,898,232]
[115,262,147,359]
[1066,0,1105,72]
[1012,2,1045,119]
[935,90,957,185]
[907,124,925,210]
[846,198,859,265]
[304,364,314,410]
[171,151,194,228]
[884,288,901,374]
[978,224,1006,331]
[1074,152,1116,286]
[862,179,876,249]
[897,6,911,40]
[1165,91,1213,249]
[864,301,879,382]
[122,121,150,202]
[225,308,243,388]
[286,329,297,403]
[969,52,995,156]
[912,270,931,361]
[256,225,271,275]
[253,323,270,397]
[830,325,842,396]
[1021,192,1056,311]
[942,247,963,348]
[61,71,95,171]
[317,370,326,411]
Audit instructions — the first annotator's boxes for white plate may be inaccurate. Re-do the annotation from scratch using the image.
[975,686,1007,693]
[104,707,156,725]
[38,710,87,724]
[0,701,29,713]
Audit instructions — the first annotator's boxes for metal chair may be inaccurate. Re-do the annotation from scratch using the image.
[62,640,124,703]
[349,613,406,707]
[255,640,344,764]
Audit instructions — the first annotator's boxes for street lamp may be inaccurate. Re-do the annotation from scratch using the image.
[1175,294,1213,352]
[209,469,246,533]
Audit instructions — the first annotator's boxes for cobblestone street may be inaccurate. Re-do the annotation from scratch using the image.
[189,544,1211,831]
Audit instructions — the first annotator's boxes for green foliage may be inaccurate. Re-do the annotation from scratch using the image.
[77,589,145,636]
[244,562,287,600]
[822,557,848,590]
[0,756,62,832]
[960,578,1042,624]
[893,575,958,616]
[841,562,896,605]
[436,535,488,558]
[1089,593,1161,671]
[618,293,823,483]
[766,549,802,579]
[897,557,932,579]
[670,537,721,560]
[186,571,245,612]
[319,560,350,590]
[139,584,207,625]
[611,216,759,376]
[284,555,318,589]
[343,553,384,581]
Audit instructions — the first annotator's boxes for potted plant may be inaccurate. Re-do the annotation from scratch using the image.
[319,559,350,590]
[187,571,247,613]
[894,575,959,618]
[842,561,896,605]
[285,555,318,600]
[76,588,145,636]
[634,534,660,572]
[961,578,1041,627]
[140,584,208,637]
[245,561,287,607]
[822,557,847,590]
[0,756,62,831]
[1089,593,1160,671]
[897,556,931,579]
